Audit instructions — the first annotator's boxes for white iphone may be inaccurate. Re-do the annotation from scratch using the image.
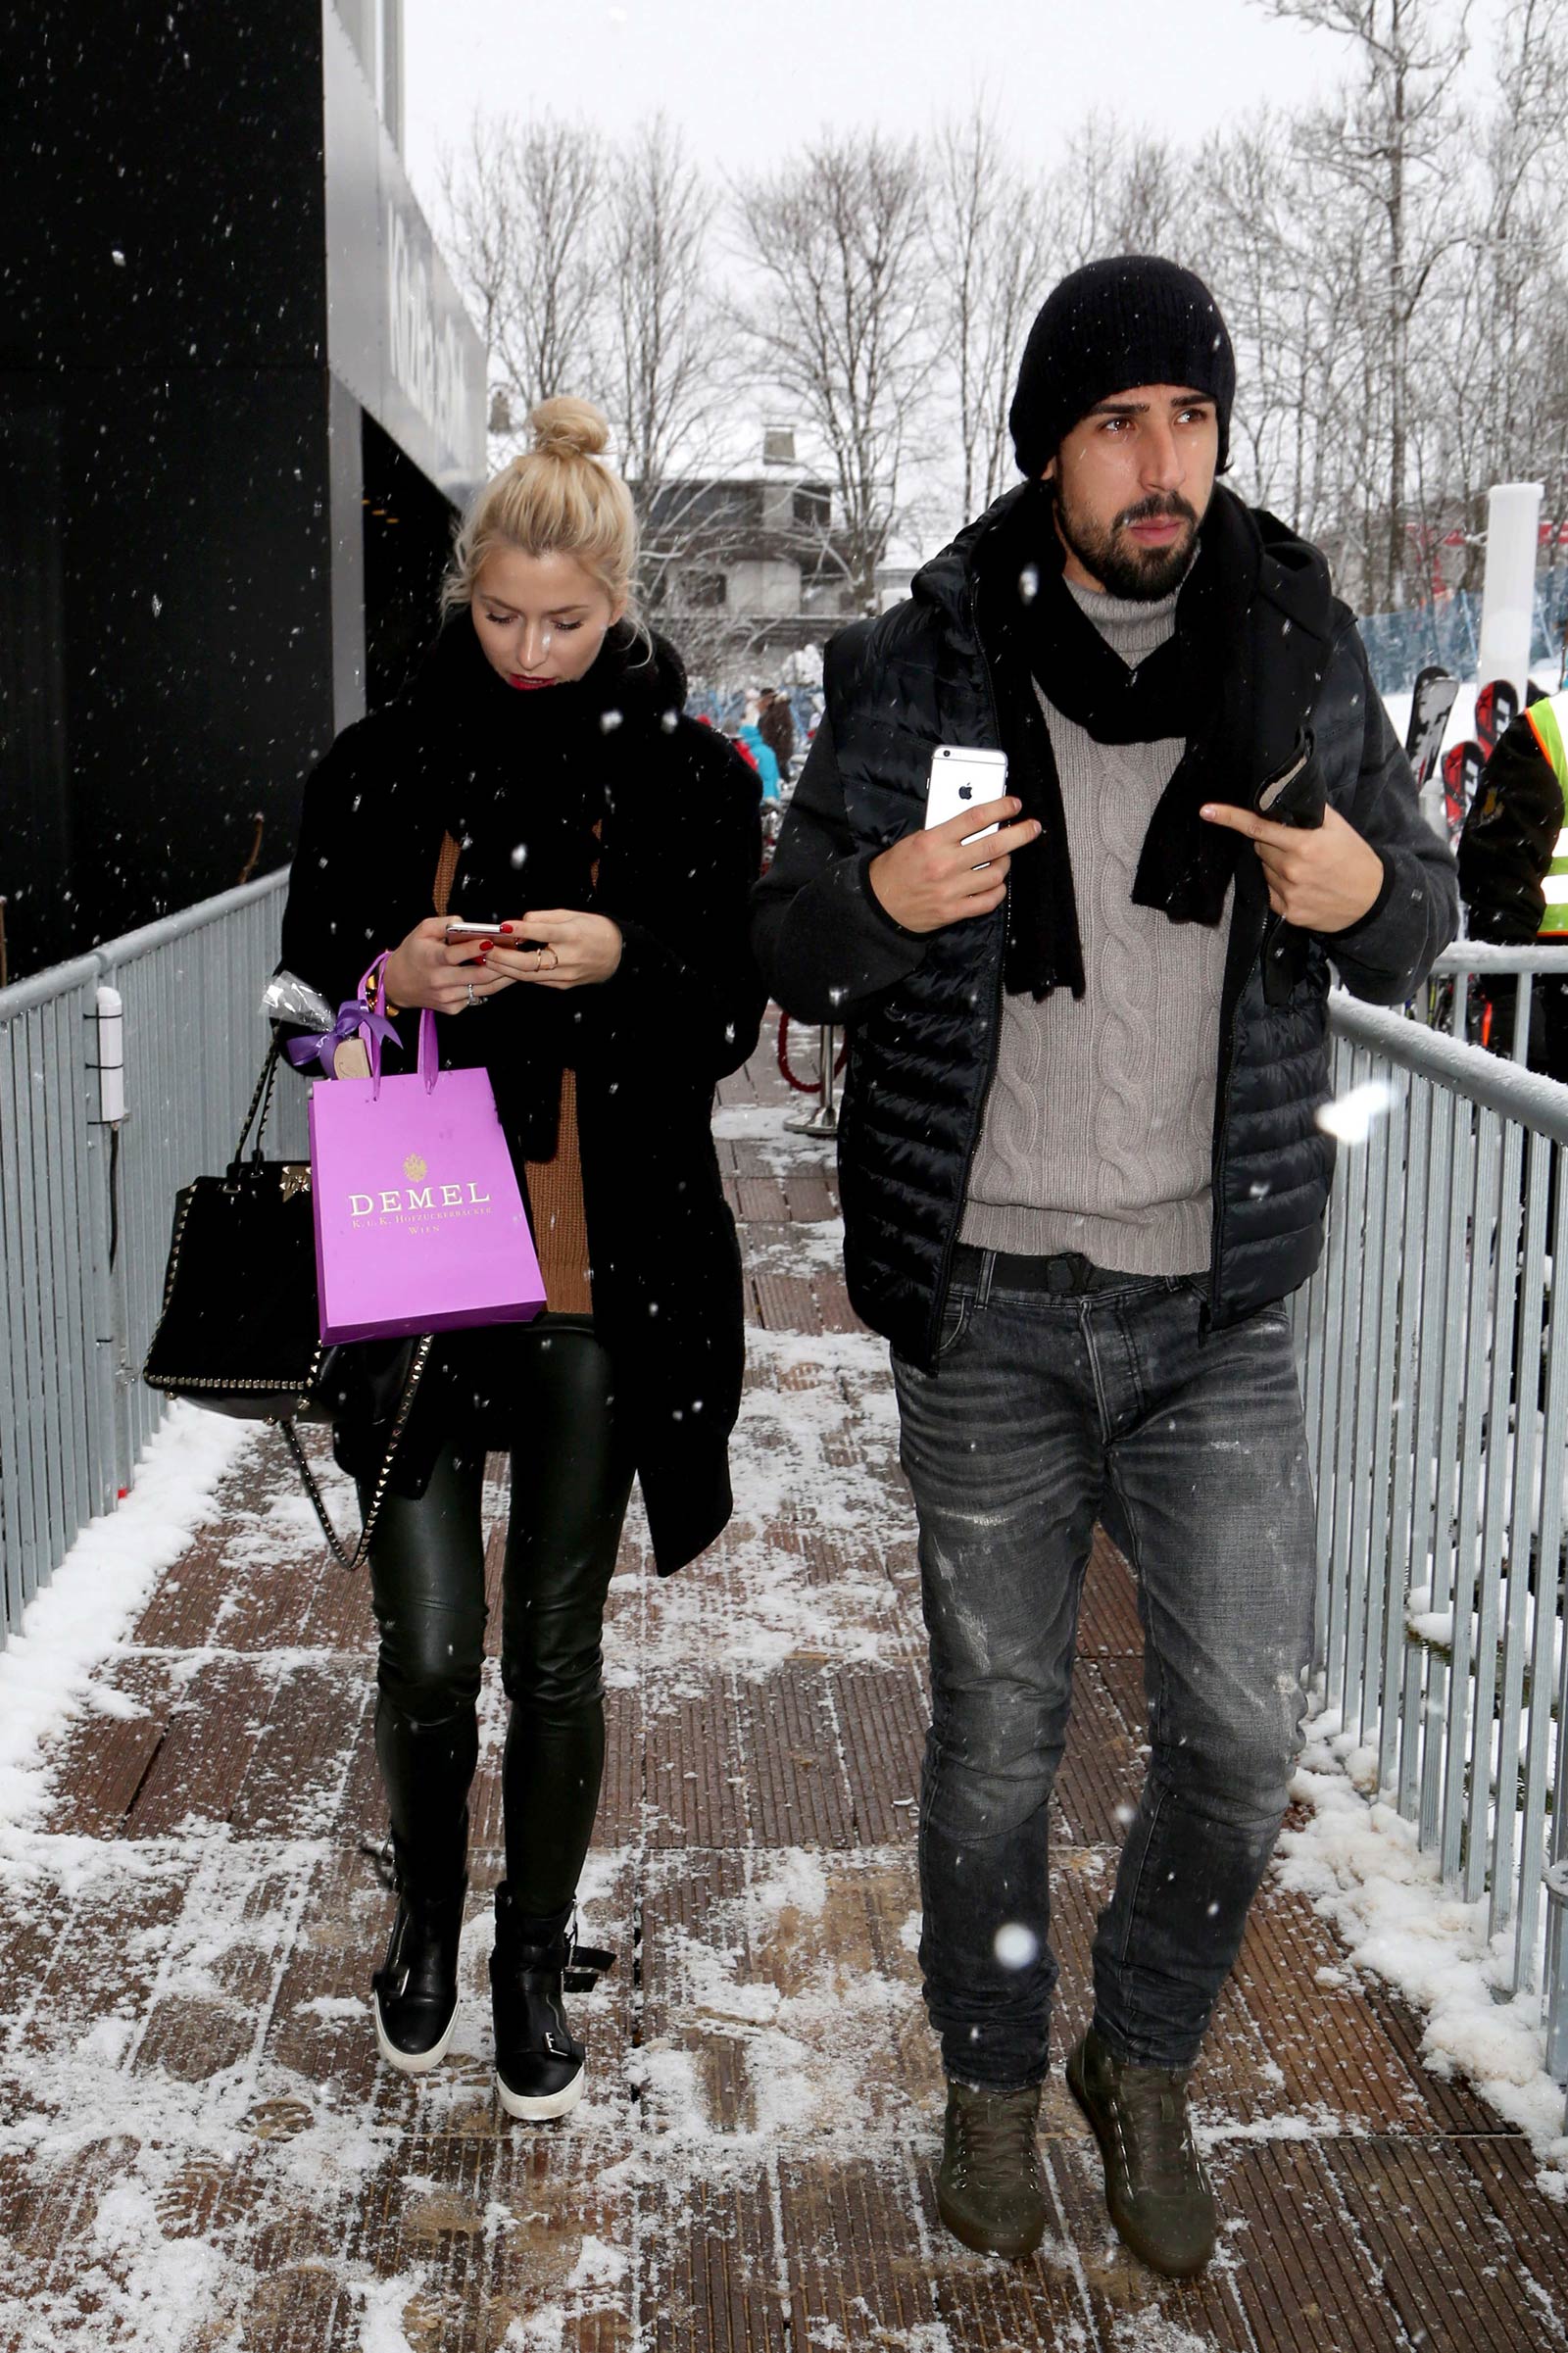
[924,745,1009,840]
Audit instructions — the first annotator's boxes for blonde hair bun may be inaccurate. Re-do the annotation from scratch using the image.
[443,390,642,631]
[526,397,610,464]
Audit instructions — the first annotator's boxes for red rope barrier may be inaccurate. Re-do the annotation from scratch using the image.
[776,1011,848,1095]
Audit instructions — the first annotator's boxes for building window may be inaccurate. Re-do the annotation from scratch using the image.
[683,571,728,609]
[793,488,829,531]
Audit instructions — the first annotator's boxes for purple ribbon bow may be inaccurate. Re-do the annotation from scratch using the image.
[284,995,403,1078]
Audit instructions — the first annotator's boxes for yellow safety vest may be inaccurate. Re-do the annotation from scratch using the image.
[1527,692,1568,937]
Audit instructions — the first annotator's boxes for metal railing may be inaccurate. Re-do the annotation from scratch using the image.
[1299,980,1568,2108]
[1426,940,1568,1065]
[5,869,1568,2108]
[0,870,303,1644]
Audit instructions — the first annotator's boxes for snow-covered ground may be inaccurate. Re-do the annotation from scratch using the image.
[1285,1718,1568,2182]
[0,1410,255,1838]
[1,1132,1565,2348]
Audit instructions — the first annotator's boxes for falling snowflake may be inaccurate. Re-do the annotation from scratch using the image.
[993,1923,1040,1972]
[1315,1079,1394,1145]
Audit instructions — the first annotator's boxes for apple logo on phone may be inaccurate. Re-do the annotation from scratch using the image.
[958,785,973,801]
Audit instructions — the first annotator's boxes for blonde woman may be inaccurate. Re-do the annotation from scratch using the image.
[280,400,763,2118]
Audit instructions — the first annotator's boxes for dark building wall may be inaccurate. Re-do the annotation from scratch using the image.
[362,413,459,712]
[0,1,483,984]
[0,4,335,978]
[53,371,339,934]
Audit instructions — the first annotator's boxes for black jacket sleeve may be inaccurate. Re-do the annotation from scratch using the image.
[1456,716,1560,944]
[589,727,766,1088]
[1317,629,1459,1004]
[277,718,447,1016]
[750,716,928,1023]
[277,729,377,1010]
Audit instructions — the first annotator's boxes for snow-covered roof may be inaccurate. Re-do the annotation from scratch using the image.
[643,413,835,487]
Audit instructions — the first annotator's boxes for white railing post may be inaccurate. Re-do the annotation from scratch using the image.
[1303,972,1568,2079]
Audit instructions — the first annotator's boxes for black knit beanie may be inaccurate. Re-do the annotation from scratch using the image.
[1009,256,1236,478]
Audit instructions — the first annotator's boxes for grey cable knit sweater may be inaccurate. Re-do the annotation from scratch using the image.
[958,579,1231,1275]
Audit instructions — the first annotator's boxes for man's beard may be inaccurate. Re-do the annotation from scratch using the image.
[1053,488,1201,601]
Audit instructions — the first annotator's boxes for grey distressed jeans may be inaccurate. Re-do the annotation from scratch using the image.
[892,1250,1317,2088]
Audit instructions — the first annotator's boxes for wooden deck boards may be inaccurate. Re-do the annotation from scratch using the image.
[1,1023,1563,2352]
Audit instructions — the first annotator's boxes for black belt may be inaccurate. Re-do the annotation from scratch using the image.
[950,1243,1160,1296]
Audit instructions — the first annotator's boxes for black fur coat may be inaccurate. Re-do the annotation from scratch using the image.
[279,614,764,1572]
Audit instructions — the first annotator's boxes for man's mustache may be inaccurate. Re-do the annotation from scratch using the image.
[1115,495,1200,532]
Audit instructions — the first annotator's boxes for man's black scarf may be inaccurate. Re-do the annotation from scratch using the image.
[978,481,1316,1002]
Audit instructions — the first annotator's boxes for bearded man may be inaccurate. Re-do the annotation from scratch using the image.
[752,257,1455,2275]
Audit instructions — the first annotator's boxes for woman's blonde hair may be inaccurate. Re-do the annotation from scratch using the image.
[442,397,642,628]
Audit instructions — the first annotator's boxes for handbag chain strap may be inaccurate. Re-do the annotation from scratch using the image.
[266,854,461,1570]
[232,1043,282,1169]
[275,1334,433,1573]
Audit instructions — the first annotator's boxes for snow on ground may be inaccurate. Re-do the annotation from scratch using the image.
[711,1096,837,1173]
[3,1207,1568,2345]
[1283,1705,1568,2190]
[0,1408,257,1838]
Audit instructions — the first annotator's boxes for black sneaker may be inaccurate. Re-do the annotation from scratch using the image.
[936,2078,1048,2259]
[371,1878,466,2076]
[1066,2027,1217,2279]
[490,1887,614,2124]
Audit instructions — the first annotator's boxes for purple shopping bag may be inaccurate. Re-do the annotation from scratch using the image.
[308,1002,546,1345]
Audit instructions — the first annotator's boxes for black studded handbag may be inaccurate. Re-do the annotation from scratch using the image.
[143,1043,428,1569]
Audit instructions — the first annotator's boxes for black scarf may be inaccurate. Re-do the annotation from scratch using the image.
[401,614,672,1154]
[417,613,627,915]
[979,482,1294,1002]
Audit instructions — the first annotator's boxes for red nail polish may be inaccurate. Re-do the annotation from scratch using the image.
[480,938,494,949]
[500,923,514,934]
[477,953,488,964]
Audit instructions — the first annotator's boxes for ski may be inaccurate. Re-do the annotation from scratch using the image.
[1442,740,1486,842]
[1474,678,1520,757]
[1404,664,1458,791]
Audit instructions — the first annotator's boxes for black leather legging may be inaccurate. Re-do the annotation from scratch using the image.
[361,1323,635,1917]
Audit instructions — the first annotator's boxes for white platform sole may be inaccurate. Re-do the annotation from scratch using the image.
[496,2063,584,2122]
[372,1992,458,2077]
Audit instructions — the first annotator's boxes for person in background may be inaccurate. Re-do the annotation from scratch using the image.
[280,398,762,2126]
[753,257,1455,2278]
[759,685,797,779]
[1457,690,1568,1080]
[735,699,782,802]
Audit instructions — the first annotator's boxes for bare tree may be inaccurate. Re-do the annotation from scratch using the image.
[1472,0,1568,471]
[598,117,732,603]
[1194,117,1382,589]
[1258,0,1471,606]
[930,107,1048,516]
[439,114,604,443]
[731,134,935,614]
[1436,0,1568,583]
[1043,117,1191,272]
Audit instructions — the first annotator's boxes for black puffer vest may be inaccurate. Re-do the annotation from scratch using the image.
[825,485,1361,1366]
